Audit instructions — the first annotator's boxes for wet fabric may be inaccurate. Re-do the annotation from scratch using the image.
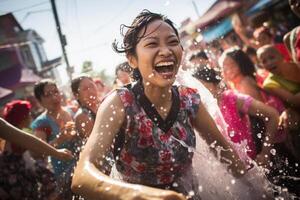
[31,112,78,177]
[0,152,57,200]
[263,73,300,95]
[219,90,256,159]
[114,81,200,187]
[290,26,300,64]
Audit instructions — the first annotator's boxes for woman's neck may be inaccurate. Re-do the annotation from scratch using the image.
[47,107,62,119]
[143,82,172,108]
[230,74,244,89]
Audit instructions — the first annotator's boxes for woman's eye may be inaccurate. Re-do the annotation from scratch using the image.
[145,42,157,47]
[169,40,179,45]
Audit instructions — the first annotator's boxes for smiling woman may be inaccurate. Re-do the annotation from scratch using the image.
[71,10,246,200]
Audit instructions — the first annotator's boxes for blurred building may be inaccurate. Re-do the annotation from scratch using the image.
[0,13,62,106]
[179,0,299,52]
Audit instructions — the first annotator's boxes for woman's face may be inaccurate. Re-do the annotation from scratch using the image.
[40,84,61,110]
[77,78,99,107]
[129,19,183,88]
[221,56,241,82]
[255,32,272,47]
[258,49,281,73]
[289,0,300,18]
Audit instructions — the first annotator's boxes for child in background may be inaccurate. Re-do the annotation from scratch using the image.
[257,45,300,109]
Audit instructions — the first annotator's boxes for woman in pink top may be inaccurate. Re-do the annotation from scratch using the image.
[192,67,279,163]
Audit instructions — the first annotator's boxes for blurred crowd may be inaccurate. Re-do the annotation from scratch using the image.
[0,0,300,199]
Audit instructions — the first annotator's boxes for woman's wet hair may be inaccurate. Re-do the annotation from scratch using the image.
[115,61,133,75]
[34,79,56,102]
[71,74,93,105]
[193,67,221,84]
[219,47,256,78]
[112,10,179,81]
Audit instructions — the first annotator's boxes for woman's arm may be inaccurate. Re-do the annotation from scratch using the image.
[0,118,73,160]
[75,113,94,139]
[231,14,258,49]
[193,102,247,177]
[237,98,279,167]
[266,87,300,108]
[71,92,186,200]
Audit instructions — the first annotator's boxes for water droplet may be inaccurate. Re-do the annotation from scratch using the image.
[81,123,86,127]
[229,131,235,137]
[231,179,235,185]
[172,182,178,187]
[146,82,150,86]
[257,133,262,139]
[110,117,114,121]
[188,190,195,196]
[270,149,276,155]
[148,73,154,78]
[198,185,203,192]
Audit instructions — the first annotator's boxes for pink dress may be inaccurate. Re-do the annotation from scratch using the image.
[219,90,257,159]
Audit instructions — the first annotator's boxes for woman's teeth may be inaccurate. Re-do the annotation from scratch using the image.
[154,61,175,79]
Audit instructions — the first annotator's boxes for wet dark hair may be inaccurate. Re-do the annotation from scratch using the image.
[34,79,56,102]
[115,61,133,75]
[222,48,256,78]
[243,46,256,56]
[189,51,209,61]
[112,10,179,81]
[193,67,221,84]
[71,74,93,105]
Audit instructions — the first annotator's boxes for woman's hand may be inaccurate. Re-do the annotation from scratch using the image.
[55,148,74,160]
[126,187,186,200]
[60,121,77,141]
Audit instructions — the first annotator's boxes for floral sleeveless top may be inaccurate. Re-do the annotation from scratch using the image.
[114,82,200,186]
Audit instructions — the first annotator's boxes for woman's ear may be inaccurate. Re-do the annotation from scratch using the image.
[126,54,138,69]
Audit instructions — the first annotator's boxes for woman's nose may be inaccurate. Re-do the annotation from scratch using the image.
[158,45,172,57]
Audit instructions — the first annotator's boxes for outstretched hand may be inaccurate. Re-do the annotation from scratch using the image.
[55,148,74,160]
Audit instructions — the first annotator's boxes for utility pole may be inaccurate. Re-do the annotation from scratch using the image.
[50,0,72,81]
[192,0,200,18]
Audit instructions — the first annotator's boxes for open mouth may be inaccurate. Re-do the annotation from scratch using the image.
[154,61,175,79]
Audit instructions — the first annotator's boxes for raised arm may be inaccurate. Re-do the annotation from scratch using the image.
[0,118,73,160]
[237,97,279,167]
[71,92,185,200]
[193,102,247,177]
[266,87,300,108]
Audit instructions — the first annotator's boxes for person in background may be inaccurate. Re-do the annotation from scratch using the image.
[72,10,247,200]
[232,15,291,62]
[0,100,61,200]
[94,78,109,100]
[189,50,211,69]
[284,26,300,65]
[257,45,300,109]
[243,45,269,88]
[257,44,300,163]
[113,61,133,89]
[71,75,100,140]
[31,79,80,199]
[193,67,279,166]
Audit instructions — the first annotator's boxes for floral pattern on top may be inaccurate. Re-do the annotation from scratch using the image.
[115,83,200,186]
